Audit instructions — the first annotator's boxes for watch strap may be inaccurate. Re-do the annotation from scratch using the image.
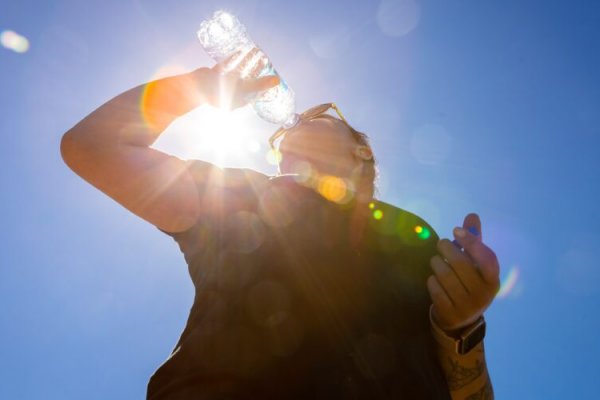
[429,305,486,355]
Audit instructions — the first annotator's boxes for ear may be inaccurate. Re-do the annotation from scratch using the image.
[354,145,373,161]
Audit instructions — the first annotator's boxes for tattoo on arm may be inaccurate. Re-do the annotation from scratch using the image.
[445,357,484,391]
[465,379,494,400]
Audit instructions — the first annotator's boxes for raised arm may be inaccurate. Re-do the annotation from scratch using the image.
[60,59,279,233]
[427,213,500,399]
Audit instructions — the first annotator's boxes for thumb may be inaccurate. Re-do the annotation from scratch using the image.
[462,212,482,240]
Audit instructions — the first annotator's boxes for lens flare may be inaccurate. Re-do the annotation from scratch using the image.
[226,211,265,254]
[290,161,316,185]
[266,149,282,165]
[1,30,30,53]
[376,0,421,37]
[373,209,383,220]
[139,64,194,131]
[413,225,431,240]
[317,175,350,204]
[496,266,521,299]
[258,186,296,228]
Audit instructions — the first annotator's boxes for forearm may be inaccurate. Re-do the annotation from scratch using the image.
[63,67,210,149]
[436,341,494,400]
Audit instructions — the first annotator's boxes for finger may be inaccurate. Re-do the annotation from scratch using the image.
[436,239,485,293]
[218,48,260,75]
[427,275,454,321]
[215,50,244,74]
[451,213,482,249]
[236,48,261,77]
[430,254,470,305]
[238,47,260,67]
[240,75,280,93]
[246,52,269,78]
[452,227,500,287]
[463,213,482,241]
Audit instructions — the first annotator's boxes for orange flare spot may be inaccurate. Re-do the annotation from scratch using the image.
[318,175,349,204]
[140,65,199,132]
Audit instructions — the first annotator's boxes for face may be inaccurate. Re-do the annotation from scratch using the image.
[278,117,363,182]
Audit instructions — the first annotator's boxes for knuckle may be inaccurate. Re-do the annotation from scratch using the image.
[476,284,495,304]
[436,239,445,252]
[437,242,454,260]
[432,260,450,279]
[491,267,500,283]
[440,238,452,248]
[483,249,496,265]
[485,260,501,283]
[471,294,488,310]
[491,278,501,295]
[437,238,452,252]
[430,255,442,268]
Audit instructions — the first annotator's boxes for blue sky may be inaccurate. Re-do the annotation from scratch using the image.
[1,0,599,398]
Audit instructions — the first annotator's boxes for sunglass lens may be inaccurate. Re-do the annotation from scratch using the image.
[303,103,331,119]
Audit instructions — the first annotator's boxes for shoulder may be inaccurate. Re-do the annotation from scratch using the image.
[183,159,271,192]
[365,199,440,250]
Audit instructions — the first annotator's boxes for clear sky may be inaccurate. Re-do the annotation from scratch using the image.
[1,0,599,398]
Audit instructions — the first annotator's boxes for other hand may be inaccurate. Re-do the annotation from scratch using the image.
[427,213,501,333]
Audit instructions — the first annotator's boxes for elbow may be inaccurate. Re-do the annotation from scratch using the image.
[60,131,76,169]
[60,130,87,172]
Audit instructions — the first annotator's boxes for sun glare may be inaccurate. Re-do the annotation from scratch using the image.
[154,103,267,167]
[182,106,249,155]
[143,63,272,166]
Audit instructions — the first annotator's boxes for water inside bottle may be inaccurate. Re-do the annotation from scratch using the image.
[253,82,297,126]
[224,46,296,126]
[197,11,251,63]
[197,10,297,126]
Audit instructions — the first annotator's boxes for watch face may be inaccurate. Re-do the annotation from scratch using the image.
[459,322,486,355]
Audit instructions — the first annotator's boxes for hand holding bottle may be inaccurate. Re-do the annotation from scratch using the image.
[196,48,280,110]
[197,10,298,126]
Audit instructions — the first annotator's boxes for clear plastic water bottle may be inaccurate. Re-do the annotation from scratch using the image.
[197,10,299,128]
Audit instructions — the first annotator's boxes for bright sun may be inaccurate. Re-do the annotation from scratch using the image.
[153,101,271,168]
[146,64,277,170]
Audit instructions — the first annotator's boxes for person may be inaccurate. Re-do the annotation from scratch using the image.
[61,53,500,399]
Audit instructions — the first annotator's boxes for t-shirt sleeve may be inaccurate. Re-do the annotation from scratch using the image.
[366,200,440,261]
[364,200,441,315]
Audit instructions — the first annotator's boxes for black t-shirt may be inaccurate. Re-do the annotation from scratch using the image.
[147,161,451,399]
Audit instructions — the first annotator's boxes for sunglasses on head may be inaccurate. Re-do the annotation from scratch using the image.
[268,103,349,150]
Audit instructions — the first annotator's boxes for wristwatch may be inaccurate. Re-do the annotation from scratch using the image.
[429,305,486,355]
